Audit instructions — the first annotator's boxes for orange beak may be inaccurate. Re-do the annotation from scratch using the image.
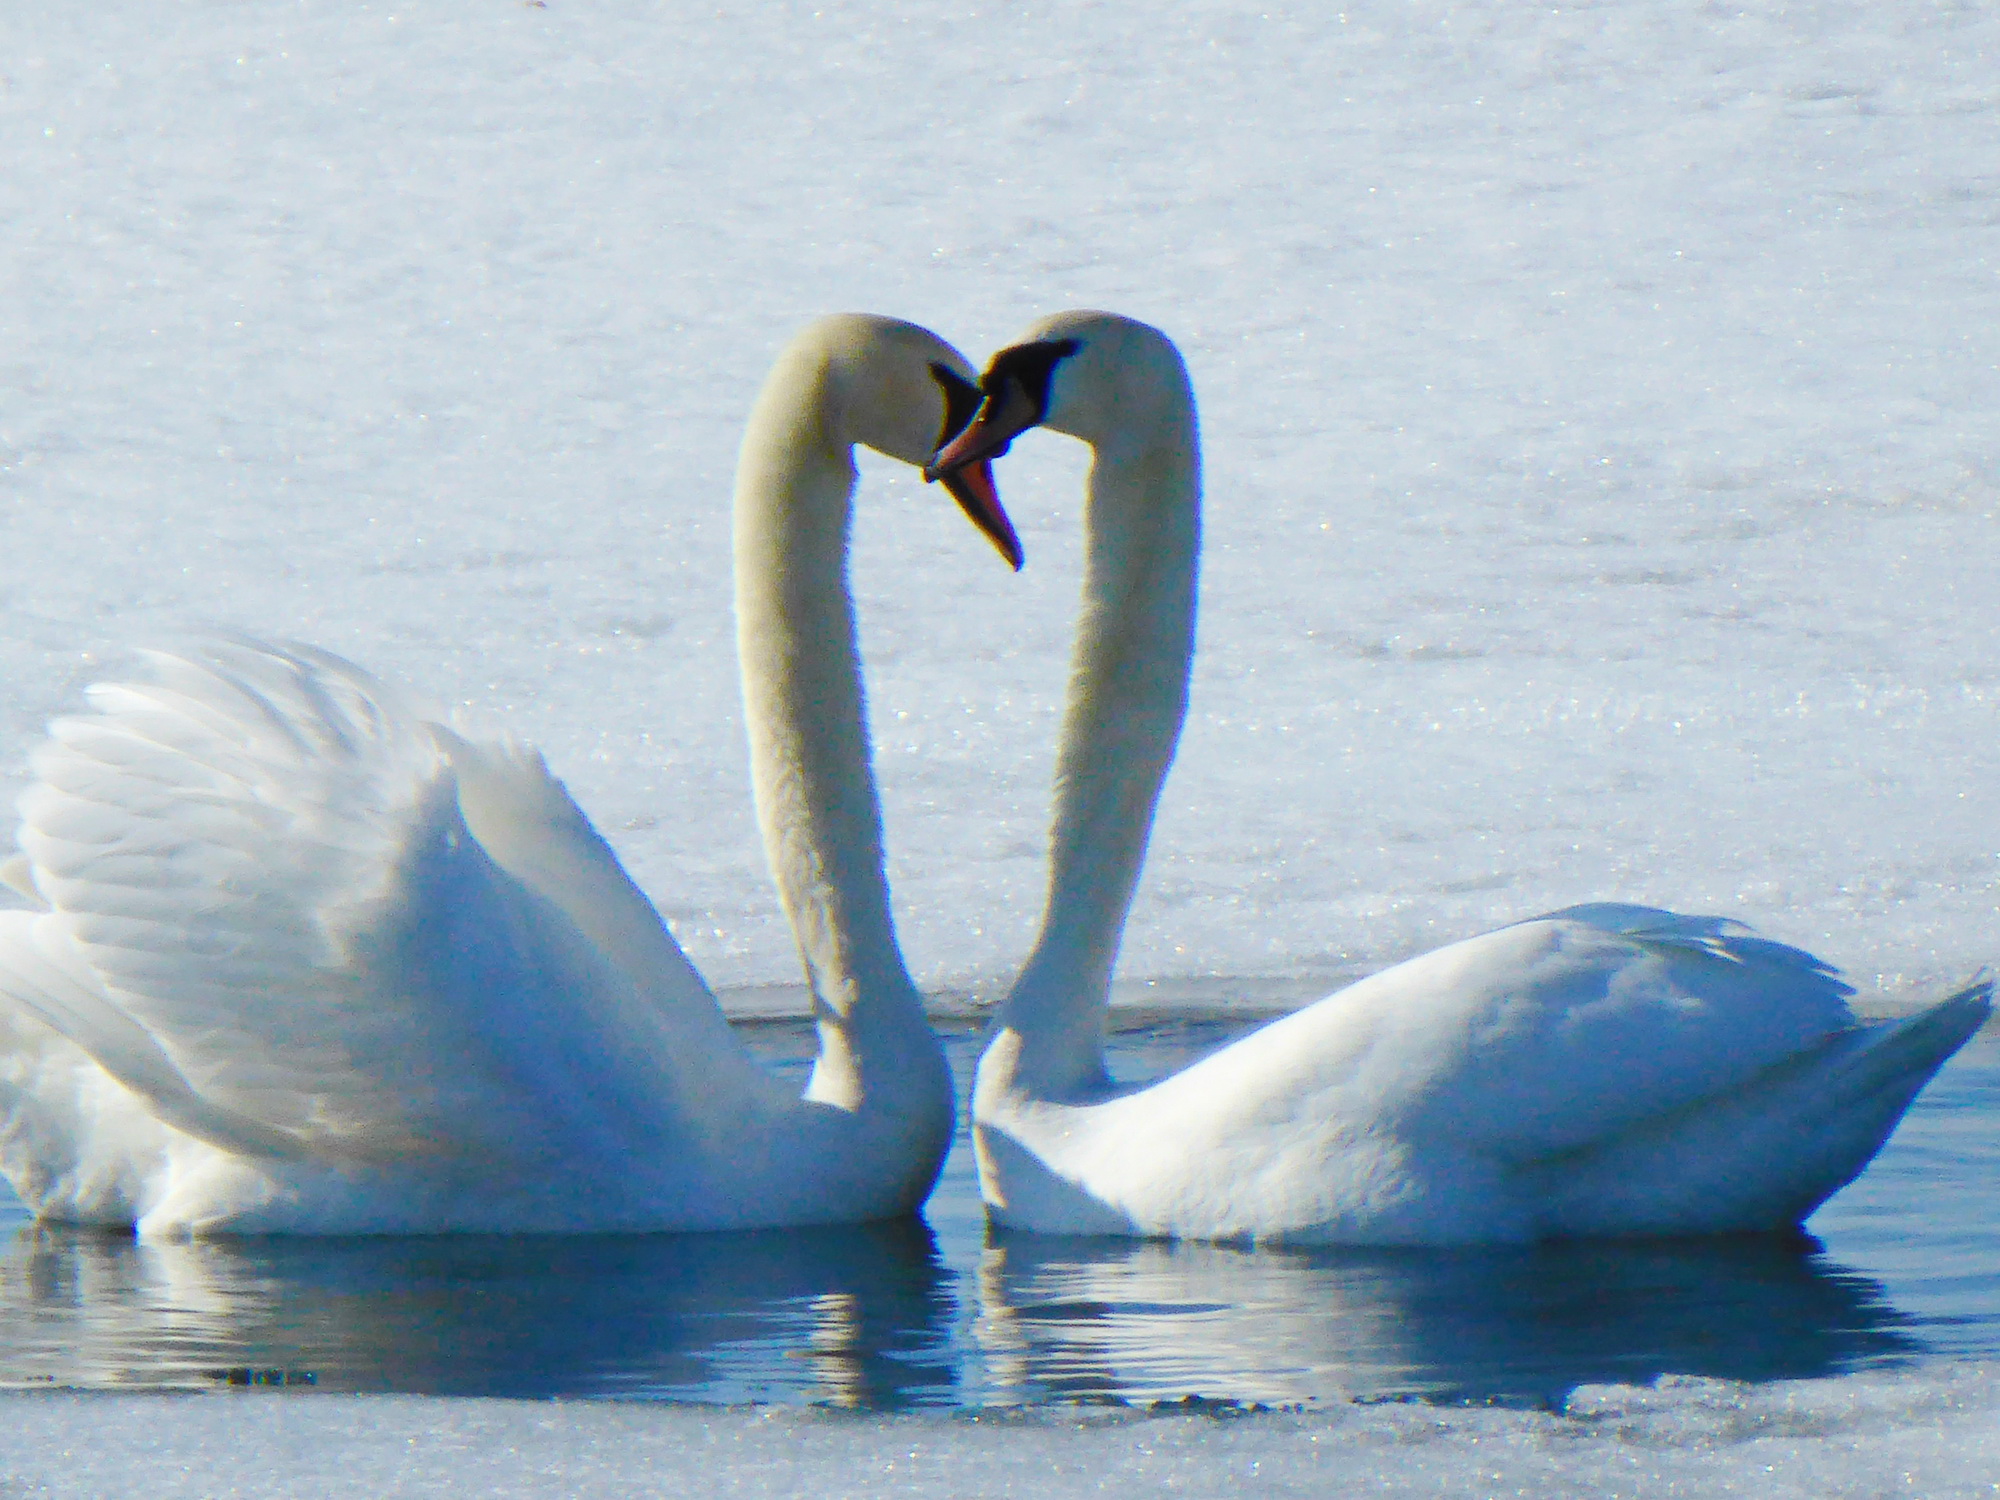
[937,458,1022,572]
[924,374,1043,483]
[927,361,1024,570]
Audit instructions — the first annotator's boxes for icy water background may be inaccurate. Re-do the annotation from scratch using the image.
[5,0,2000,1492]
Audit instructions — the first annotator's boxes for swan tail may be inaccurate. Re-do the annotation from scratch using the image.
[1533,980,1991,1238]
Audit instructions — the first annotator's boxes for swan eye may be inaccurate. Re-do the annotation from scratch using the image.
[979,338,1080,421]
[928,363,984,452]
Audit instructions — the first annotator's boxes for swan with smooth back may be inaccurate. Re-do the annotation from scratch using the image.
[929,309,1990,1245]
[0,313,1019,1236]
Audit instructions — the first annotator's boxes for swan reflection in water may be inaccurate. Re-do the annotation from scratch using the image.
[0,1212,1932,1408]
[0,1217,957,1407]
[972,1229,1921,1406]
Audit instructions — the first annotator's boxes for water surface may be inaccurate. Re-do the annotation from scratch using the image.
[0,1021,1992,1409]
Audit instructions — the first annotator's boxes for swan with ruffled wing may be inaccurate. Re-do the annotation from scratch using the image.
[0,314,1020,1236]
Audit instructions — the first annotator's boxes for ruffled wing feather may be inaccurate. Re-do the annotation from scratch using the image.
[3,638,731,1169]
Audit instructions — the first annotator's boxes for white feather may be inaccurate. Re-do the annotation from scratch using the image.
[964,312,1989,1245]
[0,315,976,1235]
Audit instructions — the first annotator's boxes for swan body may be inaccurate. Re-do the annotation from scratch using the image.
[0,314,1007,1236]
[932,310,1990,1246]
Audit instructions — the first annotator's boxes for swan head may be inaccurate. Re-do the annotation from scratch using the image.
[924,311,1189,472]
[800,314,1023,570]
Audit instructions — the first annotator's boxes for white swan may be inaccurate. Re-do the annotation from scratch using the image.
[0,313,1021,1236]
[928,309,1991,1245]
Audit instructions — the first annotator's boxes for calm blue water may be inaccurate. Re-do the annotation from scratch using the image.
[0,1021,1991,1409]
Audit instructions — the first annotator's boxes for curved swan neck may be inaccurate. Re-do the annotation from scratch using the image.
[999,342,1201,1097]
[733,327,936,1108]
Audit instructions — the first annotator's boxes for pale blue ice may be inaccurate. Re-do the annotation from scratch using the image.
[2,0,1999,1493]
